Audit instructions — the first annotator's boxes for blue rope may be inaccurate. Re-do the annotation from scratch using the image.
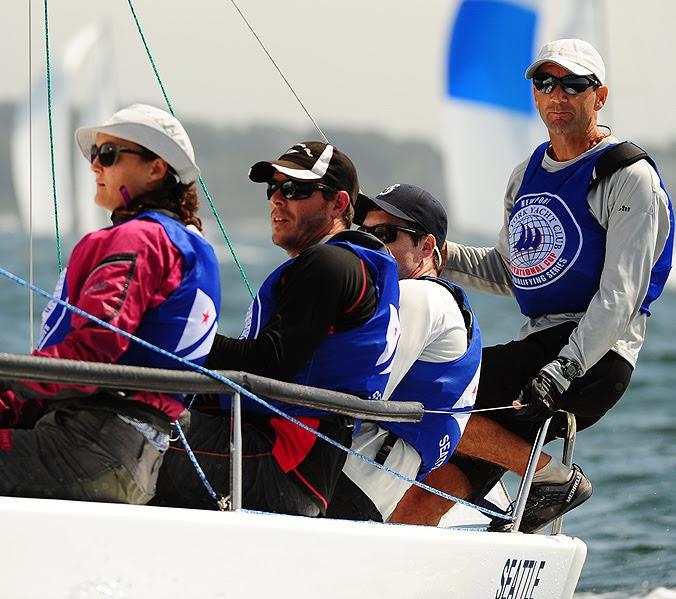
[0,266,510,522]
[172,420,220,504]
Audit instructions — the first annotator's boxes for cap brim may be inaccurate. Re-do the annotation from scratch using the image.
[74,123,200,184]
[370,197,417,223]
[249,159,325,183]
[353,193,377,225]
[75,126,105,161]
[248,161,276,183]
[524,58,594,79]
[353,194,419,227]
[75,123,164,161]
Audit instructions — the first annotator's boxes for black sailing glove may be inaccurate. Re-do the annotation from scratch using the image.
[514,370,562,424]
[514,358,581,424]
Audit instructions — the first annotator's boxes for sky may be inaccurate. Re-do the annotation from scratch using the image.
[2,0,676,150]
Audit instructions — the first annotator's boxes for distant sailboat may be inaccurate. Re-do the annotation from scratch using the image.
[11,23,115,238]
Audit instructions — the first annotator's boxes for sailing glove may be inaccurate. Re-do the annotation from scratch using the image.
[515,370,562,423]
[515,358,581,423]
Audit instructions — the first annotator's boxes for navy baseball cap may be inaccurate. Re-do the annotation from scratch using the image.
[354,183,447,250]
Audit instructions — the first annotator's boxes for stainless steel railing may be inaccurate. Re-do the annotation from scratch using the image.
[511,411,577,534]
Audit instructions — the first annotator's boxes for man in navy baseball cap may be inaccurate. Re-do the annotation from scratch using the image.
[354,183,447,270]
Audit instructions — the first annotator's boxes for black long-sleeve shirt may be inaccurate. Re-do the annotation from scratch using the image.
[206,231,385,381]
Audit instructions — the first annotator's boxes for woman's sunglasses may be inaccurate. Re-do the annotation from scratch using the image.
[266,180,336,200]
[89,142,153,167]
[532,73,600,95]
[358,223,427,244]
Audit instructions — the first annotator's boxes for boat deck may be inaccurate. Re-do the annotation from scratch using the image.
[0,496,586,599]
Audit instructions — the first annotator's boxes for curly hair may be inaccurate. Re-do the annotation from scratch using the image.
[112,171,203,231]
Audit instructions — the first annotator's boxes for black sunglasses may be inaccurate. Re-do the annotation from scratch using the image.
[358,223,427,244]
[89,142,154,167]
[532,73,600,95]
[266,180,336,200]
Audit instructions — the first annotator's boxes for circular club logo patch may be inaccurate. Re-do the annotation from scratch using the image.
[508,192,582,289]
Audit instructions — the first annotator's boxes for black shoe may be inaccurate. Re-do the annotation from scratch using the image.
[518,465,592,533]
[487,510,514,533]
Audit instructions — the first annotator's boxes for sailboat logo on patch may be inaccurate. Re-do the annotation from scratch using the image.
[508,192,582,289]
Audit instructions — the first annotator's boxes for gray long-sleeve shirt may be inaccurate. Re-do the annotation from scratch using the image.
[444,136,672,376]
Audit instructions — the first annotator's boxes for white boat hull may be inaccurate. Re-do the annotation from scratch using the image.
[0,496,586,598]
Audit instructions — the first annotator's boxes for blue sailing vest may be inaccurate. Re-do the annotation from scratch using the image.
[38,211,221,369]
[233,239,401,418]
[378,278,481,479]
[510,142,673,318]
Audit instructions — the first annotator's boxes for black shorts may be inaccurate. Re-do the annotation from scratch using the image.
[451,322,634,499]
[152,410,351,517]
[477,322,634,441]
[327,472,383,522]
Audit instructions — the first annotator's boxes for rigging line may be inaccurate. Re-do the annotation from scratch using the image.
[227,0,329,144]
[172,420,222,506]
[425,405,519,415]
[595,0,613,130]
[125,0,254,299]
[0,266,509,521]
[28,0,34,351]
[42,0,63,272]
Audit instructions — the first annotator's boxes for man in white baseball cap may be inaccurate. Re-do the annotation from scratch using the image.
[524,38,605,84]
[400,38,674,533]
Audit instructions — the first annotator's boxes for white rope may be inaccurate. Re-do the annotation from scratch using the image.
[425,405,519,415]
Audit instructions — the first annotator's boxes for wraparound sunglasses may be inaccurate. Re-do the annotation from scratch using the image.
[266,180,337,200]
[89,142,154,167]
[532,73,600,95]
[358,223,427,244]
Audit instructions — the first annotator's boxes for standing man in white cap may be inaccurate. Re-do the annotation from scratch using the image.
[398,39,674,532]
[0,104,220,504]
[153,142,402,517]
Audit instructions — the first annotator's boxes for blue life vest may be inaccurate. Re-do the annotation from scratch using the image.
[510,142,673,318]
[233,239,401,418]
[39,211,221,369]
[378,278,481,479]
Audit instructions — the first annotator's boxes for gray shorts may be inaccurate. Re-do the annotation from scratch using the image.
[0,406,165,504]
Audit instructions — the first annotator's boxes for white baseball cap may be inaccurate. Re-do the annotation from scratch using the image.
[525,38,606,84]
[75,103,200,184]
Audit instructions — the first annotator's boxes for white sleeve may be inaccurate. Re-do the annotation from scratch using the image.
[342,278,471,520]
[559,161,671,372]
[443,243,513,296]
[443,160,528,297]
[382,279,467,400]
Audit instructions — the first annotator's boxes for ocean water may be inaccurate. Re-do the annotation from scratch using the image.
[0,229,674,598]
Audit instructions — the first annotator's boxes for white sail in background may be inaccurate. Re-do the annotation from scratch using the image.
[11,48,74,236]
[67,23,115,234]
[442,0,601,238]
[11,23,114,238]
